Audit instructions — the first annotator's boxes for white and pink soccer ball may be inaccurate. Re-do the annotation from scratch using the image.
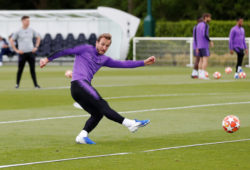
[213,72,221,79]
[222,115,240,133]
[204,71,209,78]
[225,67,232,74]
[239,72,246,79]
[65,70,72,78]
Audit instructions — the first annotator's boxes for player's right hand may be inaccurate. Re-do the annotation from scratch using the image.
[210,41,214,47]
[40,58,49,68]
[195,49,199,55]
[230,50,234,55]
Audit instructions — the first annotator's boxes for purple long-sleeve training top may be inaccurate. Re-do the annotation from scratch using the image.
[48,45,145,83]
[229,25,247,51]
[196,22,210,49]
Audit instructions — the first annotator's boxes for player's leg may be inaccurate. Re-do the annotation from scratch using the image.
[71,80,104,144]
[98,99,150,133]
[234,48,244,79]
[191,50,200,79]
[71,80,125,125]
[27,52,39,88]
[200,57,209,79]
[198,56,203,78]
[76,113,103,145]
[236,49,244,73]
[16,53,27,88]
[77,80,148,129]
[200,48,210,79]
[202,57,208,70]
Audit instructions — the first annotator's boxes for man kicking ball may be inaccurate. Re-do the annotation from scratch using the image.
[40,33,156,144]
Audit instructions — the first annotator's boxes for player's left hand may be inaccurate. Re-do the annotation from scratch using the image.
[65,70,73,78]
[32,47,38,53]
[144,56,156,65]
[245,49,248,55]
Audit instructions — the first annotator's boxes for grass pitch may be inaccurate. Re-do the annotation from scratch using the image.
[0,65,250,170]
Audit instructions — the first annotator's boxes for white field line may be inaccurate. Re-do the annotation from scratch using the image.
[0,115,89,124]
[1,101,250,125]
[143,138,250,152]
[118,101,250,114]
[103,92,248,100]
[0,152,130,169]
[0,139,249,169]
[0,79,245,92]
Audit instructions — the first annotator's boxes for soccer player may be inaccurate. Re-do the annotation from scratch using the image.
[191,18,203,79]
[196,13,214,79]
[229,18,248,78]
[10,16,41,89]
[40,33,156,144]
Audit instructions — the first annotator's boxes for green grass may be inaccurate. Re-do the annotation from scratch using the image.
[0,65,250,170]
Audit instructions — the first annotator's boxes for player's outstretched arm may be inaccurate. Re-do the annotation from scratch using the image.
[40,58,49,68]
[144,56,156,65]
[40,45,85,68]
[103,56,156,68]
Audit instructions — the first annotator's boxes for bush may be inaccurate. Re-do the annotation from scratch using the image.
[136,20,250,37]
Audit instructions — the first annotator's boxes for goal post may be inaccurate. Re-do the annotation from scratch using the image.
[133,37,250,67]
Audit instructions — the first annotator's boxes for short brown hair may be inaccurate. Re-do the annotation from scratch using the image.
[202,13,211,19]
[237,17,243,21]
[97,33,112,42]
[21,16,29,21]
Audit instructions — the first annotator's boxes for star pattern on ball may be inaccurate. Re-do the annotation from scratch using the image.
[222,115,240,133]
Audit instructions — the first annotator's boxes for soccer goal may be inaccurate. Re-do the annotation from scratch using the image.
[133,37,250,67]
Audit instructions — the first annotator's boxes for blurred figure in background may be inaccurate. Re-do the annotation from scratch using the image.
[10,16,41,89]
[0,36,14,66]
[7,34,16,56]
[196,13,214,79]
[229,17,248,79]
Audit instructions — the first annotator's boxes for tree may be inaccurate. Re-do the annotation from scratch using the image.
[0,0,248,20]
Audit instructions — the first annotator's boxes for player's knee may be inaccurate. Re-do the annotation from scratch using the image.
[94,114,103,121]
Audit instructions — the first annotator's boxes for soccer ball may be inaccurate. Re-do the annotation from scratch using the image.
[222,115,240,133]
[205,71,209,78]
[65,70,72,78]
[225,67,232,74]
[239,72,246,79]
[213,72,221,79]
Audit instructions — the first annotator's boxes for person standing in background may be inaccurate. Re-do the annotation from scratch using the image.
[229,18,248,79]
[10,16,41,89]
[196,13,214,79]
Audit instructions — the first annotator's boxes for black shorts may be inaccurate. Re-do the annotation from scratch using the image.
[196,48,210,57]
[70,79,124,128]
[71,80,104,113]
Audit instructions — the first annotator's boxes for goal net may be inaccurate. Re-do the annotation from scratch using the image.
[133,37,250,67]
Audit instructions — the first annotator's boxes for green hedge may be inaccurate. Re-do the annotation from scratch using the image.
[136,20,250,37]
